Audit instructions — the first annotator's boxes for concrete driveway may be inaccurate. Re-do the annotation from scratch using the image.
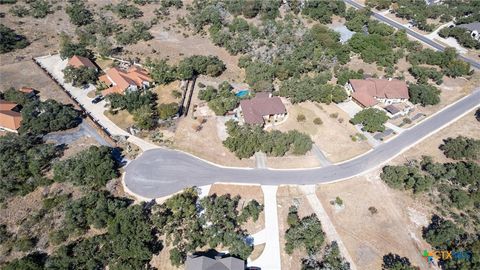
[248,186,281,270]
[336,100,362,118]
[35,55,158,151]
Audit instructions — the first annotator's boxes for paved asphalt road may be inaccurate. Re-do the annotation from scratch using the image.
[124,89,480,199]
[343,0,480,69]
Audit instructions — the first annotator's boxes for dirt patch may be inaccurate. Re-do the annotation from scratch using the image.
[150,242,179,270]
[59,136,100,160]
[104,110,134,130]
[276,185,315,270]
[346,55,386,77]
[208,184,264,235]
[153,81,182,104]
[316,173,432,270]
[250,243,265,261]
[0,60,72,105]
[87,90,97,98]
[0,3,72,65]
[173,116,254,167]
[269,102,371,163]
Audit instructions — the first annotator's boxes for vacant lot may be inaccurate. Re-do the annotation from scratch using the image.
[392,111,480,165]
[269,101,372,163]
[0,60,72,104]
[173,116,254,167]
[208,183,265,235]
[277,185,315,270]
[317,107,480,270]
[415,74,479,117]
[316,172,432,270]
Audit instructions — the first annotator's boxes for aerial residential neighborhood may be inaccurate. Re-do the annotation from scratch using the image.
[0,1,479,270]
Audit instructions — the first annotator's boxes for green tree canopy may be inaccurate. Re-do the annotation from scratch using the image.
[285,206,325,255]
[66,1,93,26]
[440,136,480,161]
[53,146,118,188]
[350,108,388,133]
[20,99,81,135]
[63,66,98,87]
[0,134,60,201]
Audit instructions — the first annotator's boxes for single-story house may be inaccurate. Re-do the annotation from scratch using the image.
[100,66,152,96]
[238,92,287,125]
[457,22,480,41]
[345,78,409,107]
[0,100,22,133]
[68,55,98,71]
[185,255,244,270]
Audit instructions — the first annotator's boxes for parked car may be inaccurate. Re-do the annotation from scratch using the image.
[92,95,103,104]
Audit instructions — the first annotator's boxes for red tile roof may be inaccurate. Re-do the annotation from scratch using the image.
[0,100,18,111]
[0,100,22,131]
[101,66,152,96]
[349,79,409,107]
[68,55,97,69]
[19,87,35,94]
[240,93,286,125]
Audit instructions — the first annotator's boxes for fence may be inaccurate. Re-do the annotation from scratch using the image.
[31,57,117,147]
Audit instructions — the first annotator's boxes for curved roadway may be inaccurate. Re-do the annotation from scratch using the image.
[125,89,480,198]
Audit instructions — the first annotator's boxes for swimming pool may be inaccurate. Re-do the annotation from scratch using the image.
[236,90,250,97]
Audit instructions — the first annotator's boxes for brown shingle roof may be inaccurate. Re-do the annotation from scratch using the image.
[240,93,286,125]
[349,78,409,107]
[352,91,378,107]
[68,55,97,69]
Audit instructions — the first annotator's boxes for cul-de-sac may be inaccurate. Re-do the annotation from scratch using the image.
[1,1,479,269]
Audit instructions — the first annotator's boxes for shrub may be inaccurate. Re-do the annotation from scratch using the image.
[0,24,29,53]
[66,1,93,26]
[335,196,343,206]
[297,114,306,122]
[157,102,178,120]
[313,117,323,125]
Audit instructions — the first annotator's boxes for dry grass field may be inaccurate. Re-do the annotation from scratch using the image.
[269,101,372,163]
